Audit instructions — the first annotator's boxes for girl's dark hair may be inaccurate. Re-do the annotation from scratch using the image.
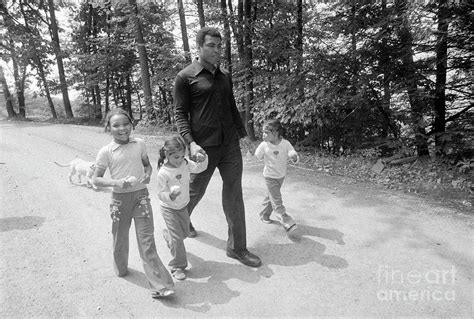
[263,119,285,138]
[104,108,134,132]
[157,135,187,168]
[196,27,221,47]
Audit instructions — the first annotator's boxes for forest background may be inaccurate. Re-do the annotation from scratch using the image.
[0,0,472,211]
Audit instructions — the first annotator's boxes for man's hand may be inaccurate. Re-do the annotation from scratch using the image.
[241,136,255,155]
[190,141,206,162]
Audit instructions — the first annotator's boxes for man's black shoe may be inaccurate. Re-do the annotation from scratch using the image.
[226,249,262,267]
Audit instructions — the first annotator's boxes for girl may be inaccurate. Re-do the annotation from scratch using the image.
[254,119,300,233]
[156,135,208,280]
[92,108,175,299]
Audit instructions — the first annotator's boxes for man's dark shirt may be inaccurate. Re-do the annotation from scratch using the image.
[174,59,247,147]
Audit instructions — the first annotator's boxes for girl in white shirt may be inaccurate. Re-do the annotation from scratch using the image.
[254,119,299,232]
[156,135,208,280]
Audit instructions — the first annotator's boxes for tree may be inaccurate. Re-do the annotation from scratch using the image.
[47,0,74,118]
[242,0,255,140]
[177,0,191,63]
[220,0,232,73]
[0,64,17,118]
[196,0,205,28]
[433,0,449,152]
[395,0,429,156]
[129,0,153,114]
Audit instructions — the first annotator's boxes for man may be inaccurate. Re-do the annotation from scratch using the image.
[173,27,261,268]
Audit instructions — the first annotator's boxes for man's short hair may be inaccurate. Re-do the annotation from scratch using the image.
[196,27,222,47]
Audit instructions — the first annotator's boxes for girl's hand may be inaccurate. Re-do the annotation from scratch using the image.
[195,152,206,163]
[139,174,151,184]
[288,150,299,163]
[190,142,206,162]
[115,178,127,188]
[117,176,137,188]
[169,185,181,201]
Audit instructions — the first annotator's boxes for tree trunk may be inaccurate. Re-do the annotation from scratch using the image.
[196,0,205,28]
[296,0,304,101]
[9,44,26,118]
[396,0,429,156]
[129,0,153,112]
[433,0,449,153]
[220,0,232,73]
[232,0,245,60]
[104,4,112,116]
[47,0,74,118]
[36,56,58,119]
[380,0,394,138]
[0,65,17,118]
[125,73,133,118]
[178,0,192,63]
[94,85,102,119]
[243,0,255,140]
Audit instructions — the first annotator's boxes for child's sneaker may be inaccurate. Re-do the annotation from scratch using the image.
[172,268,186,281]
[280,214,297,232]
[259,213,272,224]
[151,288,175,299]
[284,223,297,233]
[260,216,272,224]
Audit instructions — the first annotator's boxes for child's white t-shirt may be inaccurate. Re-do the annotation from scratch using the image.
[255,139,297,179]
[156,157,208,210]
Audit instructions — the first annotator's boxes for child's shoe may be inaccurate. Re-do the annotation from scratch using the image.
[259,213,272,224]
[280,214,297,232]
[260,216,272,224]
[151,288,175,299]
[172,268,186,281]
[284,223,297,233]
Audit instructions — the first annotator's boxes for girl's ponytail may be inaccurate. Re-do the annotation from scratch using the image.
[157,146,166,168]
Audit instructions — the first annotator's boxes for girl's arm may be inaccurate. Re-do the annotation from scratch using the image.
[287,141,300,163]
[93,166,127,188]
[140,155,152,184]
[254,142,265,160]
[156,172,180,201]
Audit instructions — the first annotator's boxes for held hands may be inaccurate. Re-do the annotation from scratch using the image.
[190,142,207,163]
[241,137,255,155]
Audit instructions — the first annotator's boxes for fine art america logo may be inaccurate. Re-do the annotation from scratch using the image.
[377,265,456,302]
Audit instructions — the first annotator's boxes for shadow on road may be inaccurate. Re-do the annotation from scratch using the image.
[114,226,347,313]
[253,223,348,270]
[0,216,45,232]
[152,227,348,313]
[121,268,149,289]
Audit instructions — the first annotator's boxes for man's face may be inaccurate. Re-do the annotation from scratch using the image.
[198,35,222,67]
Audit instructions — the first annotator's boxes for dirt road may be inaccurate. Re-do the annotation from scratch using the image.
[0,120,472,317]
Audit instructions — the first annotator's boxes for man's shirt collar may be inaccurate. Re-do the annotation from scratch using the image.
[192,58,223,76]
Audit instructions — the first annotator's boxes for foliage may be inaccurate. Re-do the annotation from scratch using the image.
[1,0,472,163]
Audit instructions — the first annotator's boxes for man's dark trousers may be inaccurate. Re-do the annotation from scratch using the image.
[188,141,247,252]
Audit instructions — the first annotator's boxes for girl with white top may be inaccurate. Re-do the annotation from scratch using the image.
[254,119,299,232]
[156,135,208,280]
